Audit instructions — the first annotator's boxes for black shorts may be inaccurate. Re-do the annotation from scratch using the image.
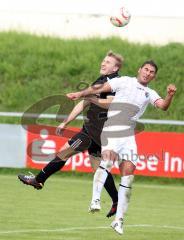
[68,127,101,157]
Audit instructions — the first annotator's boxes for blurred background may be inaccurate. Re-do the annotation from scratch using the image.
[0,0,183,44]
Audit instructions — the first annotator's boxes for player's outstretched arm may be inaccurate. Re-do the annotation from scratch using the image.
[85,96,114,109]
[155,84,177,111]
[56,100,90,135]
[66,82,112,100]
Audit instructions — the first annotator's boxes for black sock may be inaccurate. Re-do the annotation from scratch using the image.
[36,156,66,184]
[104,172,118,204]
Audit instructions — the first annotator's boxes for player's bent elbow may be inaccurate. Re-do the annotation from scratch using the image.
[160,105,168,111]
[156,102,169,111]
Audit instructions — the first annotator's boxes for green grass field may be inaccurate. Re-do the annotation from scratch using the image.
[0,173,184,240]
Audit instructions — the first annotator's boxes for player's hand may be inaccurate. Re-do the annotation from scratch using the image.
[56,123,66,136]
[167,84,177,96]
[66,92,83,100]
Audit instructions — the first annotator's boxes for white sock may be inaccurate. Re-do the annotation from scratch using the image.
[92,166,108,202]
[115,175,134,220]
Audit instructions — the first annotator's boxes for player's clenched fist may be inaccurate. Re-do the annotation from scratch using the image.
[167,84,177,96]
[66,92,83,100]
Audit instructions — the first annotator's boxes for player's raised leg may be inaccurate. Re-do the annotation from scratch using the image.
[18,129,92,189]
[18,142,75,189]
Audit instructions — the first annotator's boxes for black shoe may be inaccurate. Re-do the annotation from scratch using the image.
[18,172,44,190]
[106,202,118,218]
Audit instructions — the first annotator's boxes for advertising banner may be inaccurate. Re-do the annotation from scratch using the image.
[26,125,184,178]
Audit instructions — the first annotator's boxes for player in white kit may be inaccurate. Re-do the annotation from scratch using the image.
[67,60,177,235]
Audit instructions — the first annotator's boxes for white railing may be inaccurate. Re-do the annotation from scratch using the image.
[0,111,184,126]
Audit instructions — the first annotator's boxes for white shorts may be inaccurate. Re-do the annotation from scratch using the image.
[101,128,138,166]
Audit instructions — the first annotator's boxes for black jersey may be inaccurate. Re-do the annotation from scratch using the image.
[83,72,119,144]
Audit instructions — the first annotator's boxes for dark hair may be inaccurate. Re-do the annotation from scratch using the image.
[140,60,158,73]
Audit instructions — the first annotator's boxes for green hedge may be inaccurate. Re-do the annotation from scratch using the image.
[0,32,183,132]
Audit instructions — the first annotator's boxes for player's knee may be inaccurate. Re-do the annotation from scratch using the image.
[59,142,70,152]
[119,160,136,176]
[57,143,75,161]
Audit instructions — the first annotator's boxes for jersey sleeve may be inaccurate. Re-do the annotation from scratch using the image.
[107,76,126,92]
[149,89,162,106]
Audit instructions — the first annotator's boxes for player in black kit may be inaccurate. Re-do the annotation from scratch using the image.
[18,51,124,218]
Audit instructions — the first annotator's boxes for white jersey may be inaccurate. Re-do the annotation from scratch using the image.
[107,76,161,120]
[101,76,161,164]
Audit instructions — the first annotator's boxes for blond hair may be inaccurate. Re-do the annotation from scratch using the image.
[107,50,124,70]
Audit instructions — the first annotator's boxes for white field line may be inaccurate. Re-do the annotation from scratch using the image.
[0,224,184,235]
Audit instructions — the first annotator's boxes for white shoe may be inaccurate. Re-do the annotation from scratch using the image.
[111,219,123,235]
[88,199,101,213]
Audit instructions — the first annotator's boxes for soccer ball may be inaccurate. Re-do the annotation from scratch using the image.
[110,6,131,27]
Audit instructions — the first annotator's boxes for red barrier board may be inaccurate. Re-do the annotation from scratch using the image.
[26,125,184,178]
